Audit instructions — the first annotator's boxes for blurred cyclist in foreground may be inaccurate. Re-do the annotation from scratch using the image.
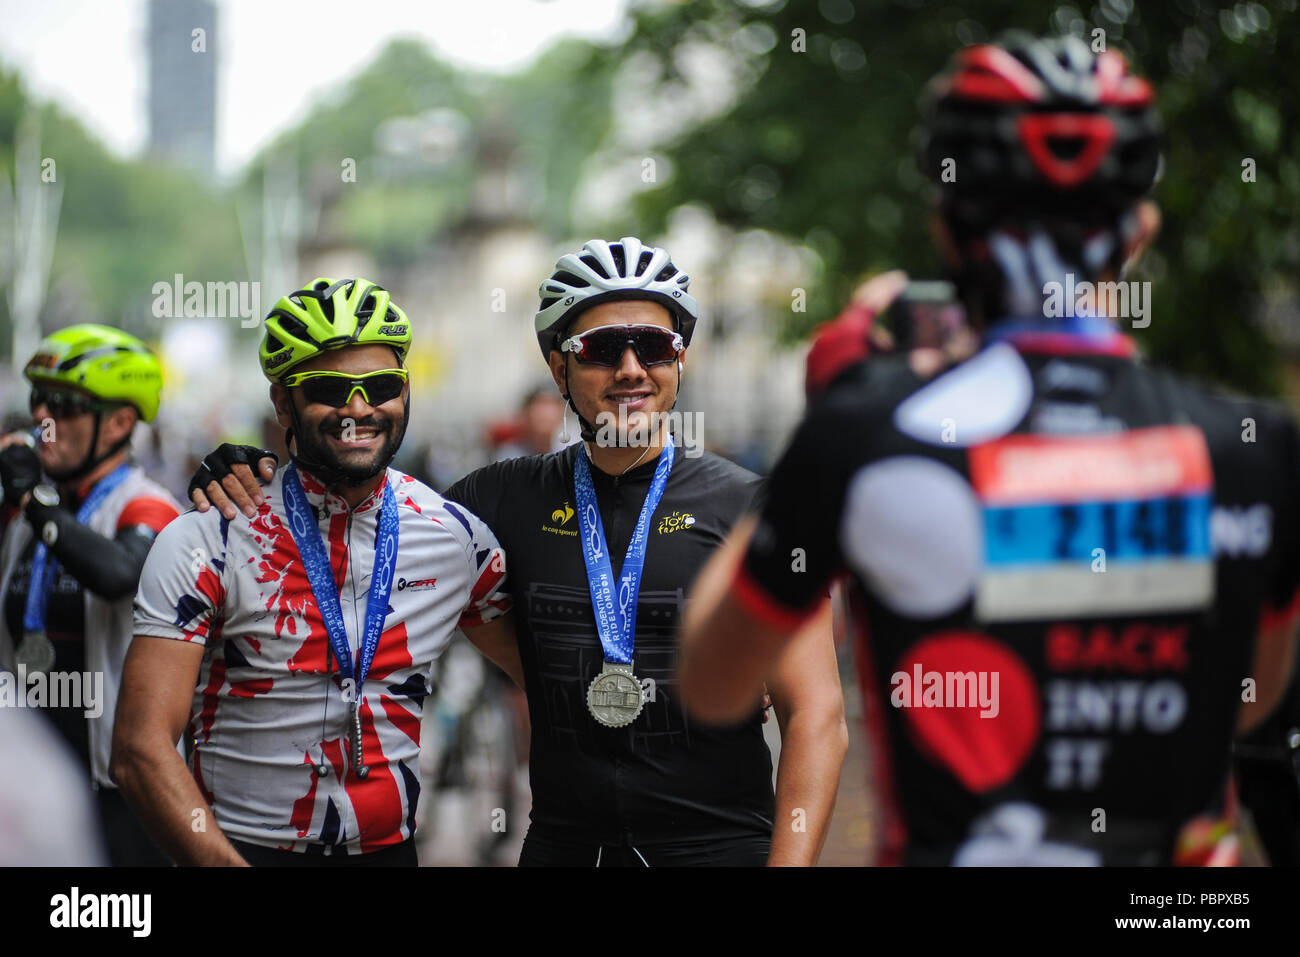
[680,32,1300,866]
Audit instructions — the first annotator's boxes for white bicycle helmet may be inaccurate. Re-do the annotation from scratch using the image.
[534,236,699,359]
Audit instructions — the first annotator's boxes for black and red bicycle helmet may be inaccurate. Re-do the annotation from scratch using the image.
[922,31,1162,234]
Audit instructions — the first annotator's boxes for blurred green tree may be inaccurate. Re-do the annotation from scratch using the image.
[0,65,246,353]
[619,0,1300,395]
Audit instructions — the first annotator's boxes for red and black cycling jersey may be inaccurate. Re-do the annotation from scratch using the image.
[445,443,776,847]
[738,327,1300,864]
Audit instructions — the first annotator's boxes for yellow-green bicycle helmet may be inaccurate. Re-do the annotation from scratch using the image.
[259,277,412,381]
[24,323,163,422]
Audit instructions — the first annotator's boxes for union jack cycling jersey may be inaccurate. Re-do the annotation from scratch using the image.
[134,466,510,855]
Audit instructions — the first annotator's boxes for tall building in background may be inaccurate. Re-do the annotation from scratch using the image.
[147,0,217,178]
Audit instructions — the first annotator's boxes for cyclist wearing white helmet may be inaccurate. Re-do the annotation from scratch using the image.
[191,240,849,867]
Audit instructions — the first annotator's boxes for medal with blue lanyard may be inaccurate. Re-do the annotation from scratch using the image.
[574,439,675,728]
[16,462,132,675]
[282,463,398,778]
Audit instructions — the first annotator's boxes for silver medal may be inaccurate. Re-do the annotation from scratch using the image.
[14,630,55,675]
[586,661,644,728]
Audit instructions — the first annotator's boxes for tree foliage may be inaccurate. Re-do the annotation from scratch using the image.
[619,0,1300,394]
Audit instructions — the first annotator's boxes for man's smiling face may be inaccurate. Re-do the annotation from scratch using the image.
[550,300,683,442]
[272,344,408,485]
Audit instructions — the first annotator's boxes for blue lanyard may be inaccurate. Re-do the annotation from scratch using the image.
[282,464,398,691]
[573,441,675,665]
[23,463,132,634]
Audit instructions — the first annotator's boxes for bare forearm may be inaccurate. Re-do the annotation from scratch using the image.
[461,618,525,691]
[768,710,848,866]
[112,740,246,866]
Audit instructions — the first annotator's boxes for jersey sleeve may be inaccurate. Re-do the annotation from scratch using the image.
[737,401,854,628]
[442,464,514,627]
[442,462,502,528]
[116,494,181,534]
[438,496,511,629]
[133,509,229,645]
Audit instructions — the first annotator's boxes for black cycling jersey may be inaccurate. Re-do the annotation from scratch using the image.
[739,327,1300,865]
[445,442,776,847]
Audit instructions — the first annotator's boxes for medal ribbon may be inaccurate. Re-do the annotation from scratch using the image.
[23,462,132,635]
[574,439,675,665]
[282,464,399,700]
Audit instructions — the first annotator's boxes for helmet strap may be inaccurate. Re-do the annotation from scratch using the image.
[559,363,600,443]
[47,409,133,487]
[952,216,1128,327]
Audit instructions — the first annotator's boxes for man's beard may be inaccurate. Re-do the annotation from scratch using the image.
[294,411,406,487]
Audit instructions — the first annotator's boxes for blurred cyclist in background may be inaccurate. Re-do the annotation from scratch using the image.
[680,32,1300,866]
[0,324,179,865]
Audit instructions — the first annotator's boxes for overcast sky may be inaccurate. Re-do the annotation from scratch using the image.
[0,0,629,176]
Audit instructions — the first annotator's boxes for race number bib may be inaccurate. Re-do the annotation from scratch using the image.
[969,426,1214,622]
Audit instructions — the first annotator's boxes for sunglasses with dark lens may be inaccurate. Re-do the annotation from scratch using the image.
[559,324,684,368]
[29,388,115,419]
[282,368,409,408]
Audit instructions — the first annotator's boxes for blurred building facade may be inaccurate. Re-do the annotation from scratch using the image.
[147,0,217,178]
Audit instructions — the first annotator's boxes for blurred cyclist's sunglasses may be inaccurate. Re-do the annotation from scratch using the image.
[29,387,119,419]
[560,324,683,368]
[283,368,409,408]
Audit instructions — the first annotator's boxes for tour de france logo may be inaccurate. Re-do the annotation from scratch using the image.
[657,510,696,535]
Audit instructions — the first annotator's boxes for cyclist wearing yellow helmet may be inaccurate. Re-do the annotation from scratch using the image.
[0,323,180,866]
[116,278,517,866]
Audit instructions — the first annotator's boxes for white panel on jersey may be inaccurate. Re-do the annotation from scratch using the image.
[840,457,982,618]
[893,343,1033,447]
[976,559,1215,622]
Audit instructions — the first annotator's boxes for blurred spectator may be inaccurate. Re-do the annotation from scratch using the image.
[490,386,568,462]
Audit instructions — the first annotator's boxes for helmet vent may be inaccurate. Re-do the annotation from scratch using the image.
[279,314,311,340]
[610,244,626,276]
[655,264,678,282]
[554,270,590,288]
[265,332,284,352]
[636,251,654,276]
[579,254,609,279]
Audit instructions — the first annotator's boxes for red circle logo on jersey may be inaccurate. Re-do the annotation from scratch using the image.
[892,632,1040,793]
